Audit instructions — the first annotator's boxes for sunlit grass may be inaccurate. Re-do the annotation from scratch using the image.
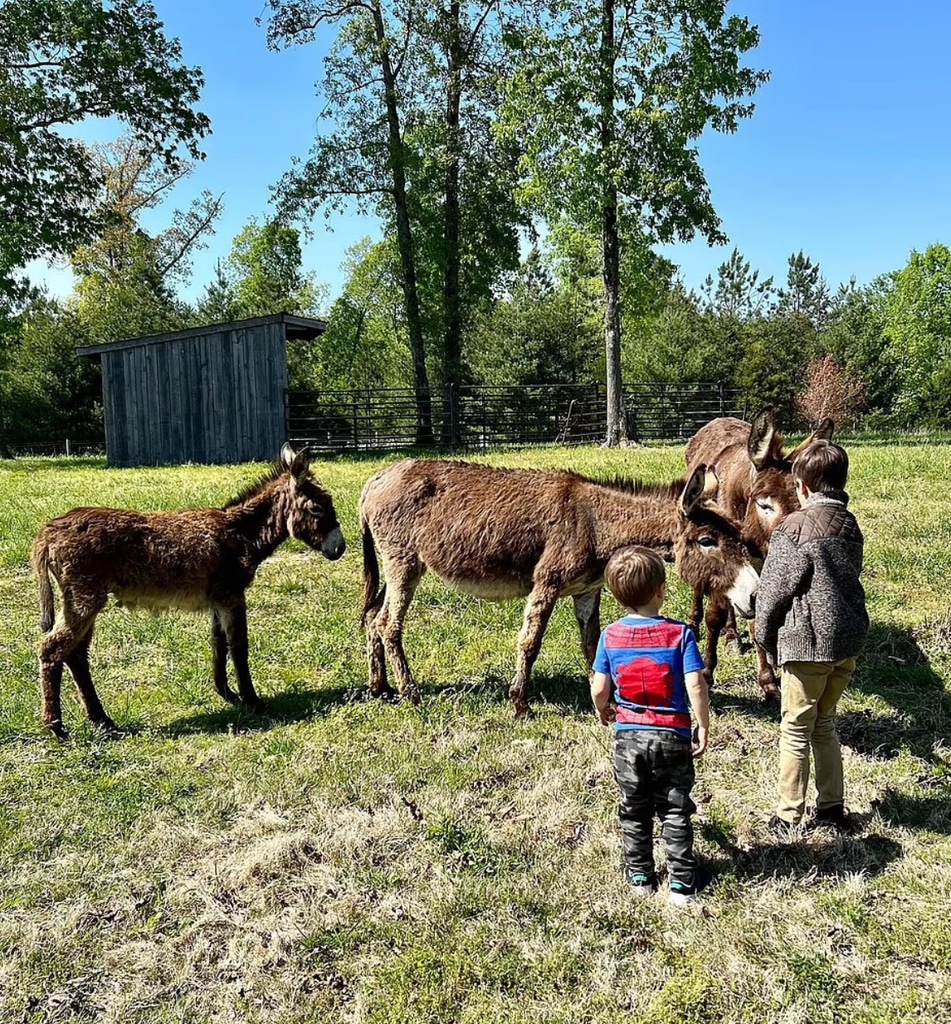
[0,443,949,1022]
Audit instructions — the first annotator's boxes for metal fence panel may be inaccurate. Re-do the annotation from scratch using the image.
[286,382,744,453]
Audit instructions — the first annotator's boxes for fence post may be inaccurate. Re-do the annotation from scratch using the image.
[65,438,70,457]
[481,391,488,451]
[352,393,359,450]
[719,380,725,417]
[450,382,458,449]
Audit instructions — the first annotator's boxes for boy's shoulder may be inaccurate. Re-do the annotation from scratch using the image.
[603,616,690,647]
[777,500,862,548]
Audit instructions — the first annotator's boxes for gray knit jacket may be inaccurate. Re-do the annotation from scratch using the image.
[755,490,869,666]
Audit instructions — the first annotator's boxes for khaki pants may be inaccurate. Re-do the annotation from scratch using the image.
[776,658,855,823]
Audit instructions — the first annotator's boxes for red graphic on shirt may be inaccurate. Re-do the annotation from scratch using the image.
[615,657,675,708]
[604,622,684,650]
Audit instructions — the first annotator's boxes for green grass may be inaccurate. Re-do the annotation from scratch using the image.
[1,445,950,1022]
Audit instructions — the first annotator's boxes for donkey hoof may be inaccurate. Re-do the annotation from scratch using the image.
[404,689,421,707]
[372,684,399,702]
[513,703,535,721]
[760,679,781,700]
[246,699,268,716]
[94,717,121,734]
[47,720,70,741]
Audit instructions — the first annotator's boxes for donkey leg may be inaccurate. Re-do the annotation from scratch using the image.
[509,583,560,719]
[723,603,740,646]
[39,593,103,739]
[573,589,602,670]
[377,570,422,705]
[364,602,396,700]
[210,608,240,705]
[689,588,704,640]
[749,620,780,698]
[221,601,266,714]
[64,625,116,731]
[702,597,729,690]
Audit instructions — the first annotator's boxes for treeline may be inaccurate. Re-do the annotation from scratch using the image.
[2,2,949,452]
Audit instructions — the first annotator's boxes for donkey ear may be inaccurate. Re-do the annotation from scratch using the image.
[813,417,835,440]
[748,406,777,469]
[280,443,312,478]
[702,466,720,501]
[680,465,708,516]
[787,418,835,461]
[280,442,297,470]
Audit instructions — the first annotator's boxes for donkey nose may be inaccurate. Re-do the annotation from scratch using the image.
[323,527,346,561]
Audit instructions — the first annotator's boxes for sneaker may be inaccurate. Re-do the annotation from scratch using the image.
[668,866,713,907]
[810,804,859,833]
[623,869,657,896]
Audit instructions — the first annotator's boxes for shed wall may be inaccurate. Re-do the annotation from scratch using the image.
[100,323,289,466]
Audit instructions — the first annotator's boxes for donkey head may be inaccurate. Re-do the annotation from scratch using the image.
[280,443,346,560]
[744,407,834,557]
[674,464,759,619]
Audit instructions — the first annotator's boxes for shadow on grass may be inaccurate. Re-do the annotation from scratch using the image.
[698,815,904,881]
[850,621,951,765]
[874,788,951,835]
[161,684,362,736]
[728,833,904,881]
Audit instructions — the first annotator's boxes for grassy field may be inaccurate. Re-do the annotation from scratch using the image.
[1,443,950,1023]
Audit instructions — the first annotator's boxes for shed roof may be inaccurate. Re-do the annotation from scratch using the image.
[76,312,327,358]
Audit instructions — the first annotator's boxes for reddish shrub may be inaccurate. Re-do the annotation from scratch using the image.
[797,355,866,428]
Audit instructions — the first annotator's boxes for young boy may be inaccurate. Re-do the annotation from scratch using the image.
[591,545,711,907]
[754,439,869,832]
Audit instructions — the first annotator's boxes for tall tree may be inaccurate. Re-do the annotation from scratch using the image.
[227,219,323,319]
[0,0,210,306]
[263,0,436,443]
[884,244,951,426]
[503,0,768,444]
[71,136,221,345]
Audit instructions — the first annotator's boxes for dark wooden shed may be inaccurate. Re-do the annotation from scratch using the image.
[77,313,326,467]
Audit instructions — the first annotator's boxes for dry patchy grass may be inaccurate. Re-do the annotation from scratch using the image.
[0,444,950,1023]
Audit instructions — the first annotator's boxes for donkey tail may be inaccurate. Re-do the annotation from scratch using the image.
[31,536,55,633]
[360,513,385,627]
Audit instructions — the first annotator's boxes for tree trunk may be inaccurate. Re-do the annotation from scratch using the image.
[372,0,434,444]
[600,0,626,447]
[440,1,463,446]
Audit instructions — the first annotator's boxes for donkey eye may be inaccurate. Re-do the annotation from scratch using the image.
[756,500,774,513]
[698,536,718,549]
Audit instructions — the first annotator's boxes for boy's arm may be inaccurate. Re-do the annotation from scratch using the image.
[754,530,810,663]
[590,671,616,726]
[684,670,709,756]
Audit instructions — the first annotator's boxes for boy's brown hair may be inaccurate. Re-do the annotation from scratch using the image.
[792,439,849,494]
[604,545,667,609]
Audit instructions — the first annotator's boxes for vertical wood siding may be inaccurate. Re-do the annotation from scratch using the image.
[101,324,291,466]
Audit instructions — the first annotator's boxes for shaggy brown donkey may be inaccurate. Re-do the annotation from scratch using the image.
[360,459,759,718]
[31,445,345,738]
[685,407,833,695]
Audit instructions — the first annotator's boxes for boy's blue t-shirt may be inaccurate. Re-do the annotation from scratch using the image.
[593,615,705,737]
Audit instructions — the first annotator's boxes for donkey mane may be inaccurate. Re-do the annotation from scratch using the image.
[582,473,688,499]
[223,461,287,509]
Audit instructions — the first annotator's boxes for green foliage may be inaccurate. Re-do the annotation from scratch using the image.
[883,244,951,427]
[227,218,323,320]
[293,237,410,391]
[0,0,209,305]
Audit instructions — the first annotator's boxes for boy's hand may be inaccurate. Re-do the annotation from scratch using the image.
[692,725,708,758]
[598,703,617,726]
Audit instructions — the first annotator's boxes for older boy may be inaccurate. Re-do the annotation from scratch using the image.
[755,439,869,831]
[591,545,711,906]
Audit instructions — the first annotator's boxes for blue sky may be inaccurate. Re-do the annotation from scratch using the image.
[30,0,951,304]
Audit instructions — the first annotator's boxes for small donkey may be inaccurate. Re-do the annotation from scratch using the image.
[31,444,345,738]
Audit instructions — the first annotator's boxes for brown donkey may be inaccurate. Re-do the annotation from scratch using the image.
[685,407,833,695]
[359,459,759,717]
[31,445,345,738]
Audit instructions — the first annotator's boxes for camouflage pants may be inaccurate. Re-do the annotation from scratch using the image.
[613,729,697,887]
